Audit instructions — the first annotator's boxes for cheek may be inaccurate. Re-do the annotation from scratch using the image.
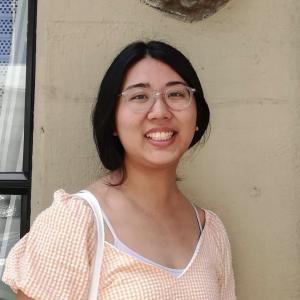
[115,103,130,134]
[183,102,198,143]
[115,107,144,142]
[186,100,197,129]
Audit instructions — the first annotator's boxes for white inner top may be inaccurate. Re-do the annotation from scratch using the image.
[101,200,203,277]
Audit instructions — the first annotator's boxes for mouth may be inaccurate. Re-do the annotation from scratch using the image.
[145,131,176,141]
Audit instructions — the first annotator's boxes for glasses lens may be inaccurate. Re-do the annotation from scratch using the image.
[124,88,153,112]
[165,85,191,110]
[122,85,194,112]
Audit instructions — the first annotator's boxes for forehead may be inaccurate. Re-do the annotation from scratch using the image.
[122,57,185,89]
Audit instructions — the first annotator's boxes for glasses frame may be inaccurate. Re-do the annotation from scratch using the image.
[119,85,196,113]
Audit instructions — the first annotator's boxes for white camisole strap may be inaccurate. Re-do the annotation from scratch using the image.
[100,209,119,242]
[102,202,202,245]
[79,190,203,276]
[192,203,203,233]
[107,203,203,276]
[102,202,202,277]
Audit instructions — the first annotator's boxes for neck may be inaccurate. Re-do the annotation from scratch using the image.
[111,160,182,212]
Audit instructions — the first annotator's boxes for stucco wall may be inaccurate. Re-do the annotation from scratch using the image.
[32,0,300,298]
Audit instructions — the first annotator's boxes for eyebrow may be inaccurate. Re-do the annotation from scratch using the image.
[123,83,150,91]
[165,81,187,87]
[123,81,187,91]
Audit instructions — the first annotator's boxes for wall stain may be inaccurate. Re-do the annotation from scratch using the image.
[250,186,261,198]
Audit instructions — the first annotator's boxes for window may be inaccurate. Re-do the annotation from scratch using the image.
[0,0,36,298]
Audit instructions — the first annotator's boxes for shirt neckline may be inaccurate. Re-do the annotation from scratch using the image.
[79,189,208,279]
[104,214,207,279]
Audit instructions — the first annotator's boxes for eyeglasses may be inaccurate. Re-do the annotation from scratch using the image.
[119,84,196,113]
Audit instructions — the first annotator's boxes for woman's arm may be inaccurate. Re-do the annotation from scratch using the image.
[17,291,34,300]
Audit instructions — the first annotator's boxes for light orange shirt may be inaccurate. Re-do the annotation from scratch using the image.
[3,190,236,299]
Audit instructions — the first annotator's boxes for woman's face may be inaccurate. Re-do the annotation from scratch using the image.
[115,57,197,170]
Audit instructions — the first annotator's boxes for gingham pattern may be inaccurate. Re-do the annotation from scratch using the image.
[3,190,236,300]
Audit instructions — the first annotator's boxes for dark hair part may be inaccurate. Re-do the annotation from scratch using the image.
[92,40,210,172]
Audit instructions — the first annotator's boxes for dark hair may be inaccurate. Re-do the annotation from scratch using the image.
[92,40,210,172]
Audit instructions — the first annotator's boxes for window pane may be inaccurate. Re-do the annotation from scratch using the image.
[0,194,21,299]
[0,0,27,172]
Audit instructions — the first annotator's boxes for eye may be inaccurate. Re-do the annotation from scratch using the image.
[169,91,185,97]
[167,88,188,99]
[130,94,148,101]
[127,89,150,103]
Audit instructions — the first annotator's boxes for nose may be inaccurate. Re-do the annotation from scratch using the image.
[146,93,172,120]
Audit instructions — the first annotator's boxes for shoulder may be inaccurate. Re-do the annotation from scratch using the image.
[201,209,232,254]
[85,178,114,206]
[2,190,96,298]
[23,189,97,258]
[195,206,231,244]
[203,209,227,229]
[194,206,225,230]
[31,189,95,233]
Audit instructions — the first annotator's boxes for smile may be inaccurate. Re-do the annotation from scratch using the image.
[145,131,175,141]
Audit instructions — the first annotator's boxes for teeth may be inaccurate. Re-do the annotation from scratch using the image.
[146,131,174,141]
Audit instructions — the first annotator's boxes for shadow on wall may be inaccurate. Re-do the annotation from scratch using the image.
[142,0,231,21]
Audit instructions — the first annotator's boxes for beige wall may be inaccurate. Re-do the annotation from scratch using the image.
[32,0,300,298]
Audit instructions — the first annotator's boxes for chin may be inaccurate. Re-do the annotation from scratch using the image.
[124,146,188,170]
[142,153,182,169]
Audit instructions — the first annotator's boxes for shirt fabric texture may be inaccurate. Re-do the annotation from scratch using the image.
[2,189,236,300]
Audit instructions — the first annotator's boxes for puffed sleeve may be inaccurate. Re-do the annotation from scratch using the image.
[208,211,236,300]
[219,223,236,300]
[2,190,96,300]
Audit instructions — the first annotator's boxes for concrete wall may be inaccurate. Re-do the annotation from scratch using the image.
[32,0,300,298]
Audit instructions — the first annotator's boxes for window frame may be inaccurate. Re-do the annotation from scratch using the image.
[0,0,37,237]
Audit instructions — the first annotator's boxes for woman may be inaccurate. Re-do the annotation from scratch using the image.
[3,41,236,299]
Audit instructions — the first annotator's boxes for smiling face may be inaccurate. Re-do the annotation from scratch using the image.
[115,57,197,170]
